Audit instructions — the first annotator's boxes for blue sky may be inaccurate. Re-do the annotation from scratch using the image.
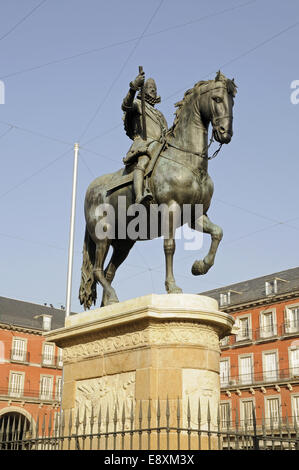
[0,0,298,313]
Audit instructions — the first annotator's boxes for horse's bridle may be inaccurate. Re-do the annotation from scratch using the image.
[166,84,233,160]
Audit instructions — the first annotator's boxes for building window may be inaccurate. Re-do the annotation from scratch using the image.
[220,402,231,429]
[42,315,52,331]
[259,310,276,338]
[265,280,277,296]
[9,371,24,397]
[220,359,230,387]
[240,400,254,428]
[285,306,299,333]
[11,338,27,362]
[40,375,53,400]
[220,292,230,307]
[55,377,62,400]
[263,351,278,382]
[239,355,253,385]
[292,395,299,425]
[220,336,230,348]
[42,343,55,366]
[265,397,280,428]
[57,348,63,368]
[236,315,251,341]
[289,347,299,377]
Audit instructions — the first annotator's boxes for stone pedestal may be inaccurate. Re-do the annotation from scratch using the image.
[45,294,234,450]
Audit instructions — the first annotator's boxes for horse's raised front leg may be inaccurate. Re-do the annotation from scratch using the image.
[191,214,223,275]
[164,202,183,294]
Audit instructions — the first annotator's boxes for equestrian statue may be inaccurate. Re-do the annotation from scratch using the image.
[79,68,237,309]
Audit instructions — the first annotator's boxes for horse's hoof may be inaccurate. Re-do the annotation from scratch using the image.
[191,260,209,276]
[165,281,183,294]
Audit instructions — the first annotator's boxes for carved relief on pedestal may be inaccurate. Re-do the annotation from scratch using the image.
[62,321,220,363]
[74,372,136,433]
[182,369,220,431]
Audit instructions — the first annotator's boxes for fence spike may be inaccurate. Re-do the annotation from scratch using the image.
[187,397,191,425]
[177,397,180,420]
[130,401,134,424]
[294,414,298,436]
[98,405,102,433]
[235,406,239,430]
[0,417,5,443]
[157,398,161,419]
[53,411,58,437]
[285,412,290,432]
[269,408,273,433]
[106,404,110,431]
[122,402,126,427]
[114,401,118,426]
[138,400,143,425]
[198,398,201,427]
[75,407,80,435]
[29,415,34,439]
[11,415,16,441]
[48,410,52,438]
[147,399,151,422]
[17,413,22,435]
[42,413,46,436]
[68,409,73,435]
[61,409,65,436]
[207,400,211,424]
[166,396,170,418]
[35,412,40,439]
[82,406,87,433]
[90,405,94,435]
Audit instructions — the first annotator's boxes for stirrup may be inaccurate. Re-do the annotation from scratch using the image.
[135,192,153,205]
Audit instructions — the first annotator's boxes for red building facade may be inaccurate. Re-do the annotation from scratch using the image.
[201,267,299,430]
[0,297,66,437]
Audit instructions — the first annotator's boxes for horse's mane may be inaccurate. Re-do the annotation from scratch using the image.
[168,72,237,137]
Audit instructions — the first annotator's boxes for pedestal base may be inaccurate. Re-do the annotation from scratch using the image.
[45,294,234,450]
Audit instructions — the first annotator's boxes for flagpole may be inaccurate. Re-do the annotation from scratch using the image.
[65,142,79,318]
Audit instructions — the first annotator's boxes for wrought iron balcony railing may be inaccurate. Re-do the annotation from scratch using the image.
[10,350,30,363]
[0,386,62,402]
[221,367,299,389]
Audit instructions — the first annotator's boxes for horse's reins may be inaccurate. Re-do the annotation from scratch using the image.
[166,133,222,161]
[165,112,233,161]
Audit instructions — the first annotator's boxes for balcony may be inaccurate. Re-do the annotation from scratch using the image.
[282,320,299,337]
[221,367,299,389]
[230,329,253,346]
[10,349,30,364]
[219,321,299,349]
[0,386,62,402]
[255,325,277,342]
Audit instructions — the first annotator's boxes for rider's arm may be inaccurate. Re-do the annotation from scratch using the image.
[121,72,145,112]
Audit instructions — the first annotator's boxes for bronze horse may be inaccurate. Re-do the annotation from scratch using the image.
[79,71,237,309]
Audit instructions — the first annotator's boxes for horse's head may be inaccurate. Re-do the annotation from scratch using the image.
[202,71,237,145]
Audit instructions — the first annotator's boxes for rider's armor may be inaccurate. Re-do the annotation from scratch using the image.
[122,77,168,204]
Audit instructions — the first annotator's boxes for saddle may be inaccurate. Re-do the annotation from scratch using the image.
[105,140,164,194]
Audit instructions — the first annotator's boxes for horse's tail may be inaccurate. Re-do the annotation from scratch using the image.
[79,227,97,310]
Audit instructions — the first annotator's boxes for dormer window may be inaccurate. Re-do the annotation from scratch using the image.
[42,315,52,331]
[265,280,277,296]
[220,292,231,307]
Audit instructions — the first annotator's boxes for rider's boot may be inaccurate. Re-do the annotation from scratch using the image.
[133,167,153,204]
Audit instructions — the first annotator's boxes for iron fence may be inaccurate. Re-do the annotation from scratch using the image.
[1,398,299,451]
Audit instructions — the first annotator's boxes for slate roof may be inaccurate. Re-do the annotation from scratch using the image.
[199,266,299,309]
[0,296,76,331]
